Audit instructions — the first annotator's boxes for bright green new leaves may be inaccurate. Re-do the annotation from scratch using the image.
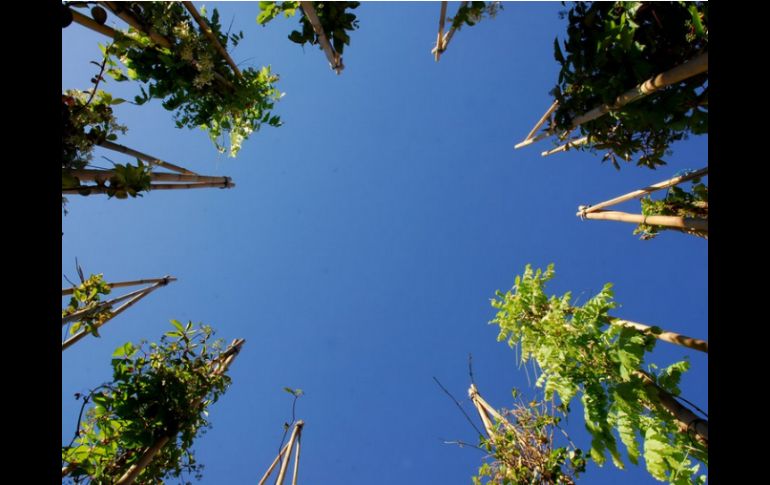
[257,2,360,56]
[62,322,232,484]
[62,274,113,337]
[106,2,282,157]
[490,265,706,483]
[635,176,708,239]
[550,2,708,169]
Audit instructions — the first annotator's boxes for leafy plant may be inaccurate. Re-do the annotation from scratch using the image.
[63,160,153,199]
[106,2,282,156]
[474,392,586,485]
[62,89,127,171]
[257,1,360,55]
[635,175,708,239]
[449,1,502,30]
[62,321,233,484]
[491,265,706,483]
[62,273,113,337]
[550,2,708,169]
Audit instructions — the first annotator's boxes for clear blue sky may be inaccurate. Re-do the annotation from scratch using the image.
[62,2,708,484]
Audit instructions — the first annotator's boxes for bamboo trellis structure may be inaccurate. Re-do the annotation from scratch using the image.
[298,2,344,74]
[515,52,709,154]
[61,276,176,351]
[60,339,246,484]
[63,141,235,196]
[258,420,305,485]
[577,167,708,237]
[608,317,707,353]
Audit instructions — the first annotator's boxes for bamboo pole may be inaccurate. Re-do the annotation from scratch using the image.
[63,179,234,194]
[62,280,172,351]
[582,210,708,233]
[258,442,293,485]
[115,339,245,485]
[62,277,177,296]
[291,432,302,485]
[636,371,708,446]
[578,168,708,215]
[276,421,304,485]
[469,384,498,437]
[514,131,551,149]
[524,100,559,142]
[608,317,707,353]
[541,136,588,157]
[431,2,467,60]
[182,1,243,80]
[71,9,121,37]
[299,1,343,74]
[98,140,197,175]
[69,170,229,184]
[570,52,708,129]
[434,2,448,62]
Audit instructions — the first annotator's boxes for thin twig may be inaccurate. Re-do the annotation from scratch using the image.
[468,353,476,386]
[432,377,485,438]
[441,438,487,453]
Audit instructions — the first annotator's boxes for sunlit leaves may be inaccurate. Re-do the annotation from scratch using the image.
[550,2,708,169]
[490,264,706,483]
[62,322,232,484]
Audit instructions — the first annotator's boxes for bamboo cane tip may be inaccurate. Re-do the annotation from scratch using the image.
[468,383,478,397]
[295,419,305,427]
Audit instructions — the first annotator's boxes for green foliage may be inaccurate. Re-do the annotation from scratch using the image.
[257,2,360,56]
[62,322,233,484]
[635,175,708,239]
[106,2,282,157]
[62,274,113,337]
[449,2,503,30]
[473,394,585,485]
[62,89,127,171]
[62,160,153,199]
[490,265,706,483]
[550,2,708,169]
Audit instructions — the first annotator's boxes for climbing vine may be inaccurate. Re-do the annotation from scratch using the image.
[491,265,706,483]
[550,2,708,169]
[104,2,282,157]
[62,89,127,172]
[474,392,586,485]
[62,321,232,484]
[257,1,360,55]
[635,176,708,240]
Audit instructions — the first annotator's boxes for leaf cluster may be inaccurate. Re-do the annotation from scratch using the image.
[106,2,282,157]
[62,160,153,200]
[62,273,113,338]
[62,89,127,171]
[62,321,232,484]
[450,2,503,30]
[550,2,708,169]
[258,2,360,55]
[490,265,706,483]
[635,176,708,240]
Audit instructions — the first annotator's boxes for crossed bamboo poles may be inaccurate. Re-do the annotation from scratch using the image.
[258,420,305,485]
[515,52,708,155]
[432,1,467,62]
[62,139,234,196]
[577,167,708,238]
[62,276,176,351]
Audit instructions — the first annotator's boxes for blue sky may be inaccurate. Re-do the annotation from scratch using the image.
[62,2,707,484]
